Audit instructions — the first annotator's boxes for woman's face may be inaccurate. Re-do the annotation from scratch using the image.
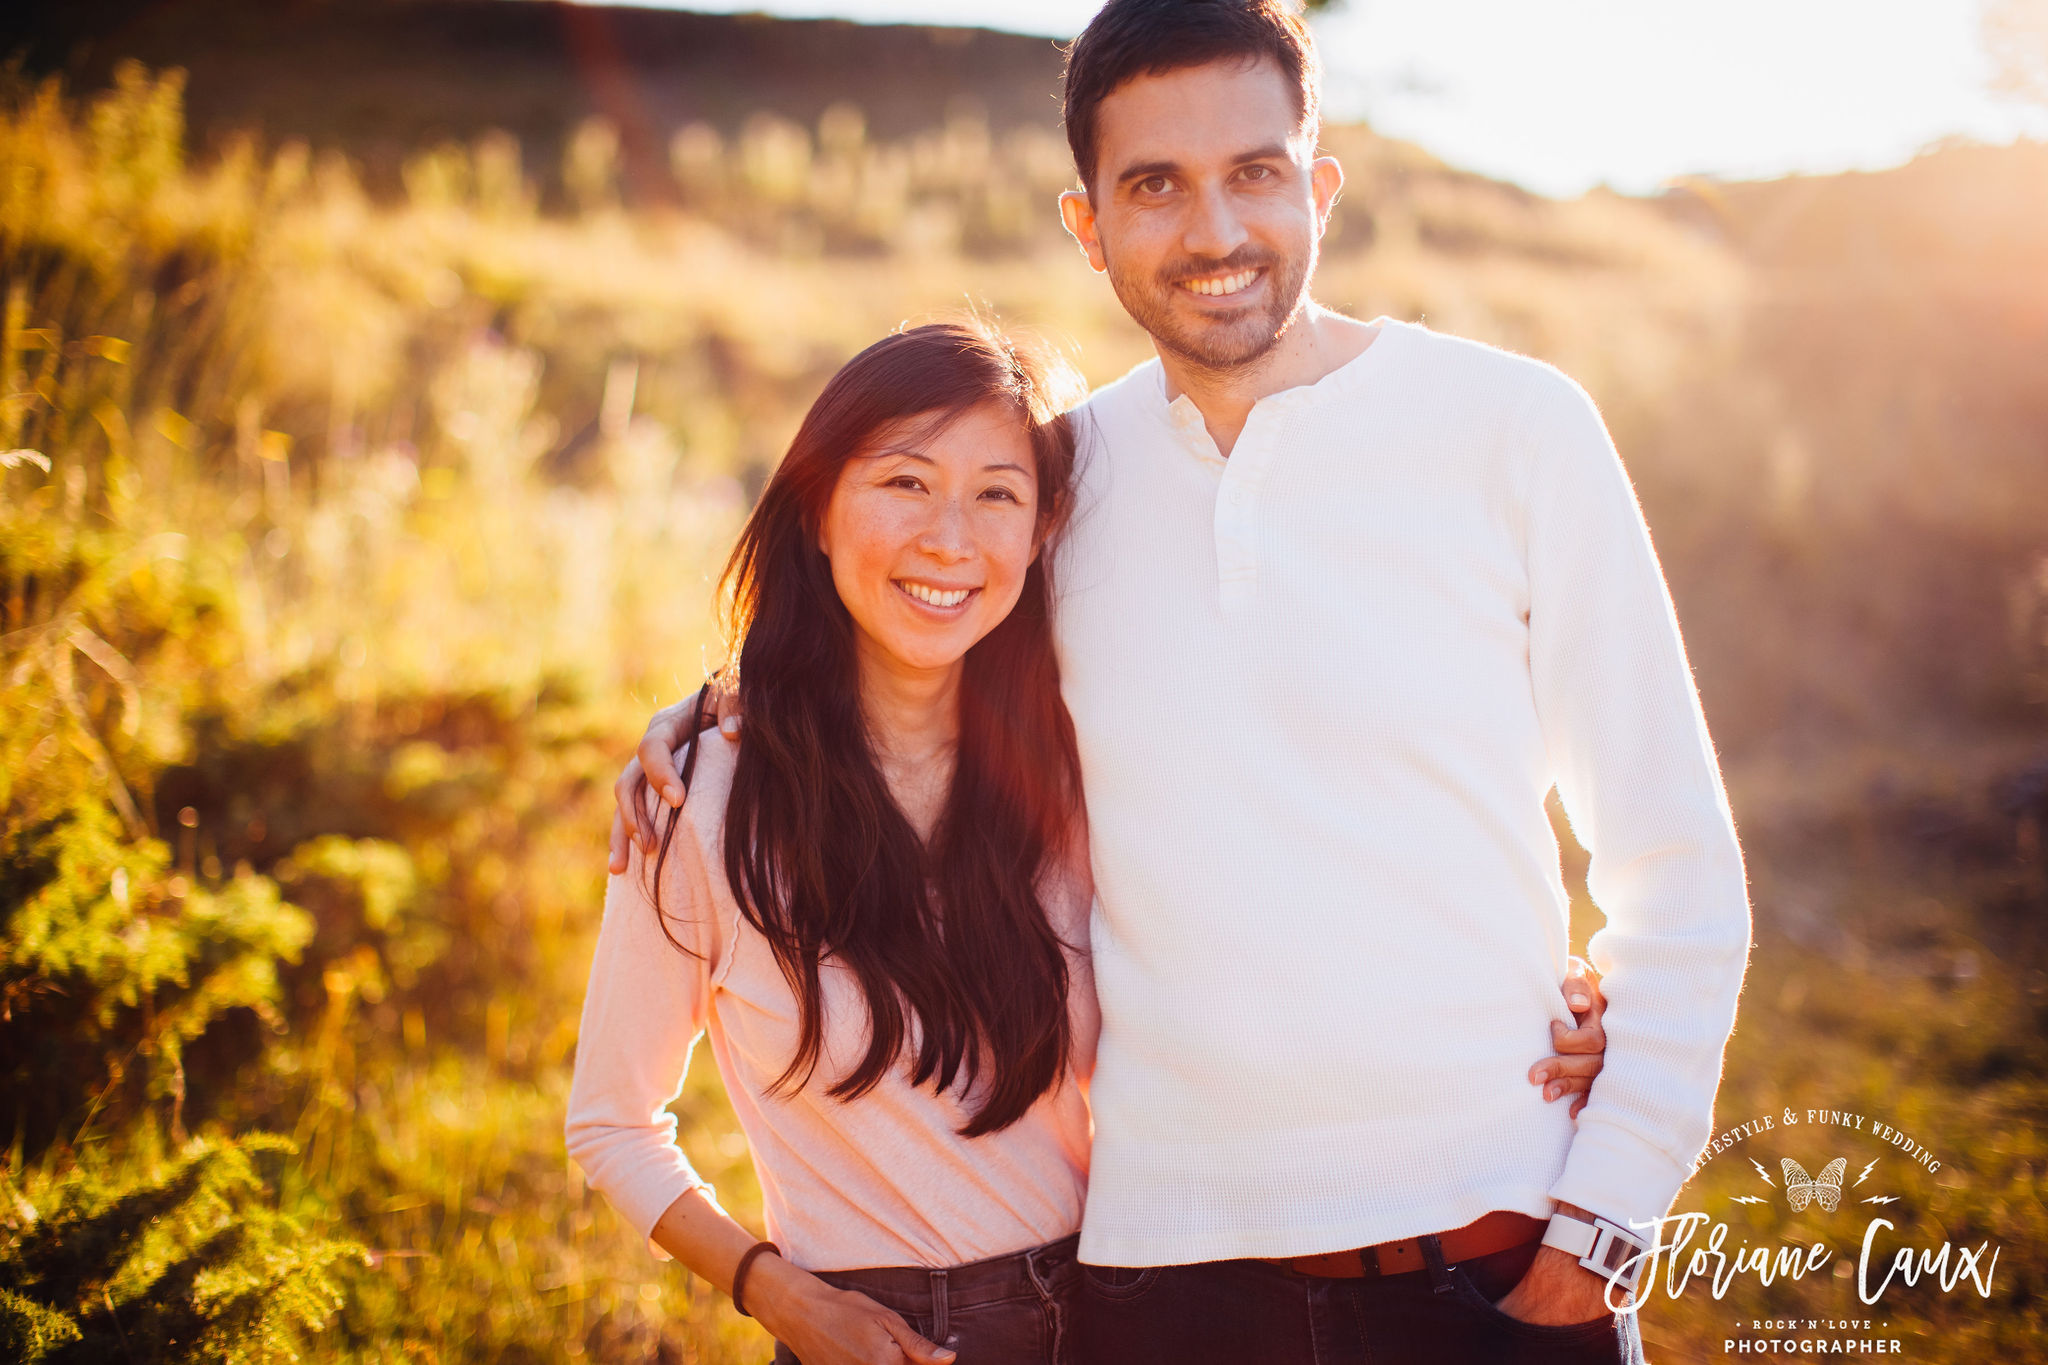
[818,400,1042,685]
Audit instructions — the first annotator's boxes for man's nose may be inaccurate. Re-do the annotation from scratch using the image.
[1182,183,1250,262]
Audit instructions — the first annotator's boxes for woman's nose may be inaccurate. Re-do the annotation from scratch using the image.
[916,497,974,561]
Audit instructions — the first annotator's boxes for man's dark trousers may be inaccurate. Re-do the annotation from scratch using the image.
[1072,1232,1648,1364]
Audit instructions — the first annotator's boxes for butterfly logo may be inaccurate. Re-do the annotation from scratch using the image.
[1782,1157,1847,1212]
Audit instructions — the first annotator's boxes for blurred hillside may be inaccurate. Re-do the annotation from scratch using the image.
[7,0,1068,202]
[2,23,2046,1364]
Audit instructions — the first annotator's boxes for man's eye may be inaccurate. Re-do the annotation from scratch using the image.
[1241,165,1272,182]
[1140,176,1170,194]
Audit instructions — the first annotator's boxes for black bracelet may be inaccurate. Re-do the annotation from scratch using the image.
[731,1240,781,1319]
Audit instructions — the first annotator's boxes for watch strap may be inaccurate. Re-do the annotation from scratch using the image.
[1545,1211,1647,1294]
[1541,1214,1598,1258]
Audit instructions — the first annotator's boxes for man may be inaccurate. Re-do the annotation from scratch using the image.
[614,2,1749,1360]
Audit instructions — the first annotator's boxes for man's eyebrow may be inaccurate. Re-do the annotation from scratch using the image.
[1115,158,1181,188]
[1115,143,1295,188]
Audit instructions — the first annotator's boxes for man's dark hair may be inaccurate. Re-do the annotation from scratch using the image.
[1062,0,1322,192]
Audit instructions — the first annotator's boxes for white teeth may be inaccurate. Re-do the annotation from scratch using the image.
[900,581,971,608]
[1185,269,1258,297]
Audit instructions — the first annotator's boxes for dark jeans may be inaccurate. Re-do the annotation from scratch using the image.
[771,1233,1080,1365]
[1073,1230,1647,1365]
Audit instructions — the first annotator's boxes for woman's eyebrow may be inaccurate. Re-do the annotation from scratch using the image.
[982,461,1030,476]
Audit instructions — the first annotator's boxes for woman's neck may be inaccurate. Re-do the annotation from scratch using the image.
[855,643,962,844]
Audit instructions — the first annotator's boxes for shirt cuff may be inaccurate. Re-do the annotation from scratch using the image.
[1546,1116,1692,1235]
[612,1158,717,1249]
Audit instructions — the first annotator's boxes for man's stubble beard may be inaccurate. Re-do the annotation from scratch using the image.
[1102,236,1317,379]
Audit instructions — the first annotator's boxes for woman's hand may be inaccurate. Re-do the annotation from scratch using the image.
[1529,955,1608,1118]
[606,682,741,874]
[747,1255,957,1365]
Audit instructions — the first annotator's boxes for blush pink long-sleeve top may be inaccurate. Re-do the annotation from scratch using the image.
[565,732,1099,1271]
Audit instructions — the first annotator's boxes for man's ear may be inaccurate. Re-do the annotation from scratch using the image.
[1059,189,1109,273]
[1310,155,1344,236]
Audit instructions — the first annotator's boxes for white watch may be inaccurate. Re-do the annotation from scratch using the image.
[1541,1211,1648,1295]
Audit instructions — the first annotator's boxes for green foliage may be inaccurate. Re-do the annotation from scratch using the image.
[3,66,753,1363]
[0,298,309,1151]
[0,1134,363,1365]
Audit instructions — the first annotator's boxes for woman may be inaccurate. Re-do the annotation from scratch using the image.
[566,320,1609,1365]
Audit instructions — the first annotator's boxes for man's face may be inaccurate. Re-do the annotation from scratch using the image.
[1061,56,1342,374]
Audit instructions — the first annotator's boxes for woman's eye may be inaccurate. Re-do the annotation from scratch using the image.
[885,475,925,491]
[981,486,1021,503]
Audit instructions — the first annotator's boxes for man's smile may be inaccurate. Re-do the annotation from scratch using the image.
[1176,267,1266,298]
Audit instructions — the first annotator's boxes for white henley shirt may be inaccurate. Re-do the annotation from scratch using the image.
[1053,316,1751,1267]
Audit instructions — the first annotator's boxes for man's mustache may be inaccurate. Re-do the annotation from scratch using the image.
[1160,251,1280,286]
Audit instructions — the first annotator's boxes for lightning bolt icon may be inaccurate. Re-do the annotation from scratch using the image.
[1752,1159,1775,1186]
[1728,1195,1768,1205]
[1862,1195,1899,1206]
[1855,1159,1879,1187]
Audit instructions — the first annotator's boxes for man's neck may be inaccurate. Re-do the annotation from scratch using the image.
[1158,303,1380,458]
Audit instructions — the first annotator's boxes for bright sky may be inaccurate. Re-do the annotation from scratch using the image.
[596,0,2047,195]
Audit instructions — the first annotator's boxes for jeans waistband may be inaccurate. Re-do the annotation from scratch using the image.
[812,1233,1080,1319]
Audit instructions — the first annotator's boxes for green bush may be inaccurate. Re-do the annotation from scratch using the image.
[0,1135,361,1365]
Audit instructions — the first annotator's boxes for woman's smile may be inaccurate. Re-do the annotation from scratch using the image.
[893,579,982,612]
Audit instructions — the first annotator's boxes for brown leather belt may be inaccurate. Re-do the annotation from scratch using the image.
[1258,1210,1546,1278]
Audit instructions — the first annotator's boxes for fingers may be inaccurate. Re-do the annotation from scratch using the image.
[616,682,730,874]
[638,724,686,810]
[1562,954,1601,1020]
[1533,1002,1609,1103]
[1542,1052,1602,1079]
[612,755,654,861]
[1549,1014,1607,1055]
[881,1315,956,1364]
[1576,956,1609,1024]
[707,676,742,739]
[643,685,725,801]
[1529,1058,1595,1102]
[1529,1055,1597,1101]
[608,807,631,876]
[1570,1092,1589,1119]
[613,753,658,853]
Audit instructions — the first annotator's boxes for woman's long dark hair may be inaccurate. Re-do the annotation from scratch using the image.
[649,319,1088,1137]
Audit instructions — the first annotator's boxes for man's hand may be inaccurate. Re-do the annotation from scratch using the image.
[1491,1246,1616,1325]
[1491,1202,1626,1325]
[606,682,739,874]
